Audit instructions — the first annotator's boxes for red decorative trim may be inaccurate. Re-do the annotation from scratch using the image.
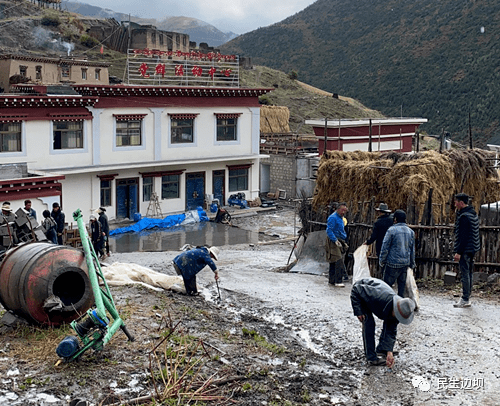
[113,114,147,121]
[97,173,118,181]
[0,176,65,200]
[73,85,273,99]
[215,113,242,119]
[49,113,91,122]
[168,113,199,120]
[0,114,28,122]
[140,170,185,178]
[227,164,253,170]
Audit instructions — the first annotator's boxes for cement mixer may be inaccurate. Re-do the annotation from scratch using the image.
[0,242,94,326]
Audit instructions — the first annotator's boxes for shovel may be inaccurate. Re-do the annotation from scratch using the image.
[215,278,222,303]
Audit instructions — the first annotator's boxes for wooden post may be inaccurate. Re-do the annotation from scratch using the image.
[368,119,372,152]
[421,188,434,226]
[468,109,473,149]
[323,117,328,155]
[415,129,420,153]
[439,128,445,154]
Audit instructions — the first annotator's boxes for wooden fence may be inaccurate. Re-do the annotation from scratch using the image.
[299,193,500,279]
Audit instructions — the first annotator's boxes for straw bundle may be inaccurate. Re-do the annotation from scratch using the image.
[313,149,500,217]
[260,105,290,133]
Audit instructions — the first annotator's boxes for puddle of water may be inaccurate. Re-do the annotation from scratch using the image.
[110,222,262,253]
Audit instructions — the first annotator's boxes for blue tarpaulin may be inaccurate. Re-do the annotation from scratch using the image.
[110,208,209,236]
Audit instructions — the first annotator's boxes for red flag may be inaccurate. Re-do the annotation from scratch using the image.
[100,45,104,54]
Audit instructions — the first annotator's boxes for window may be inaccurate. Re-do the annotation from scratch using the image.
[171,118,194,144]
[61,64,70,78]
[53,121,83,149]
[95,69,101,80]
[143,177,153,201]
[151,32,156,44]
[81,68,87,80]
[19,66,27,77]
[229,168,248,192]
[35,66,42,80]
[159,34,164,45]
[0,122,22,152]
[116,120,141,146]
[217,118,237,141]
[100,180,111,206]
[162,174,179,199]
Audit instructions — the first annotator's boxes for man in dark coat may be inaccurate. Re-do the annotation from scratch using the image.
[51,202,65,245]
[351,278,416,367]
[365,203,393,257]
[89,215,104,258]
[453,193,480,308]
[173,246,220,295]
[97,207,110,258]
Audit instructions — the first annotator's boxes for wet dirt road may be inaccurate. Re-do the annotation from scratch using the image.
[194,245,500,406]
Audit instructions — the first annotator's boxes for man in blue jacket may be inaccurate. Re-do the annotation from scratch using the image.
[326,203,349,287]
[351,278,416,367]
[173,246,220,295]
[379,210,415,297]
[453,193,480,308]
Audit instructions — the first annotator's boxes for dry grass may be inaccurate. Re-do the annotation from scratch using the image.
[260,105,290,133]
[313,148,500,218]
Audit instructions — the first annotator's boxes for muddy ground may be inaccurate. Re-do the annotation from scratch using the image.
[1,207,500,406]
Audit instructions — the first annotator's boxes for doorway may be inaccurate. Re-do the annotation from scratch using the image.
[212,170,225,206]
[116,178,139,219]
[185,172,205,210]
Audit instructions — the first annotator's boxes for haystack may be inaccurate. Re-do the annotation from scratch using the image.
[313,149,500,218]
[260,105,290,133]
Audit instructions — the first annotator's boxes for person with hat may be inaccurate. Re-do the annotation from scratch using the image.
[173,246,220,296]
[1,202,16,224]
[51,202,66,245]
[365,203,394,258]
[89,214,105,258]
[453,193,480,308]
[379,209,415,297]
[96,207,110,258]
[351,277,416,367]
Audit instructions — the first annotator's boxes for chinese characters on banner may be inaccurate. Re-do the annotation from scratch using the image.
[138,63,233,79]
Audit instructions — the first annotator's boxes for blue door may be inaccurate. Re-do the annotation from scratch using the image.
[185,172,205,210]
[116,178,139,219]
[213,170,225,205]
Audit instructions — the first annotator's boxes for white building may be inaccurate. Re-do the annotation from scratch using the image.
[0,84,272,223]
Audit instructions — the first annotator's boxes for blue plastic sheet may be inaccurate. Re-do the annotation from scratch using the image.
[110,208,208,235]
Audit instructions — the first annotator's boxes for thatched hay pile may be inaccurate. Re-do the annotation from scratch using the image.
[260,106,290,133]
[313,149,500,217]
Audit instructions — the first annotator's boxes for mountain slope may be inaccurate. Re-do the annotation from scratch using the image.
[220,0,500,146]
[61,1,237,46]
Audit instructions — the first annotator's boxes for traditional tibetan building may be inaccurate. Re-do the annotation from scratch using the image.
[305,118,428,154]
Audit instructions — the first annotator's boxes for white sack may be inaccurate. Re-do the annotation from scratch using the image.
[102,262,186,292]
[405,267,420,309]
[352,244,371,285]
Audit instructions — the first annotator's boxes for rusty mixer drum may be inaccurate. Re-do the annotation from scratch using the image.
[0,242,94,326]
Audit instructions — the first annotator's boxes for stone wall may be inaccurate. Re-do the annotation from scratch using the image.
[261,155,296,199]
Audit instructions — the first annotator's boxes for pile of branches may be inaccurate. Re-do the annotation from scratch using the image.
[313,149,500,217]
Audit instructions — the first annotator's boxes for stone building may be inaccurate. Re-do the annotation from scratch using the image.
[0,54,109,93]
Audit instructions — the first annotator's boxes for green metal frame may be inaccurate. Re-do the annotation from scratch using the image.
[61,209,133,361]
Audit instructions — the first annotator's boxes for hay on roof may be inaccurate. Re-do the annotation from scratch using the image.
[260,105,291,133]
[313,148,500,220]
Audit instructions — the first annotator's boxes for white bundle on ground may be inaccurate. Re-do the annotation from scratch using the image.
[102,262,185,293]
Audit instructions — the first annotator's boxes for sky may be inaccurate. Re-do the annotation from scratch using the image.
[74,0,318,34]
